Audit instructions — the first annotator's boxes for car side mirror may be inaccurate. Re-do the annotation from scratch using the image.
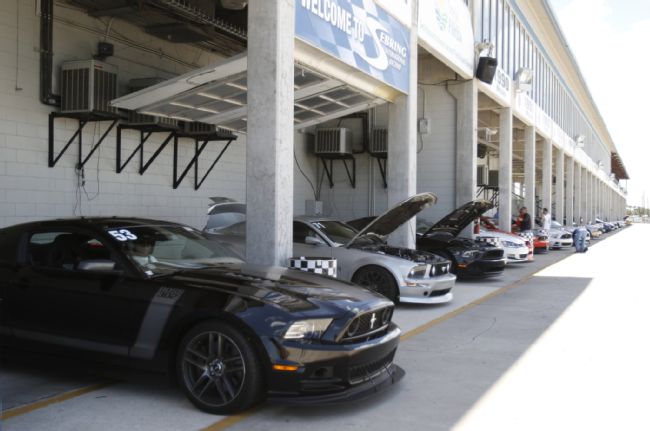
[78,259,120,273]
[305,236,325,246]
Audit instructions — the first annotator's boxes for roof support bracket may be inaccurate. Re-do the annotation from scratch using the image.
[373,155,387,189]
[173,136,235,190]
[115,125,176,174]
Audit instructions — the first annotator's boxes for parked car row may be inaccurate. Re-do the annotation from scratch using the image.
[0,196,625,414]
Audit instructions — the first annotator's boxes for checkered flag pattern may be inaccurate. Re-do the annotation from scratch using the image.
[518,231,535,242]
[476,236,501,247]
[289,257,337,278]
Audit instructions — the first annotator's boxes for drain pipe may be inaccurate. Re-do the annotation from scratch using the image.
[40,0,59,106]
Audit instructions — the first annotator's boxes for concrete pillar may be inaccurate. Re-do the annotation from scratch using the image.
[565,157,574,225]
[580,168,589,224]
[554,150,564,224]
[245,0,294,266]
[541,139,553,217]
[586,172,592,223]
[498,108,513,232]
[449,81,478,237]
[387,0,418,248]
[523,125,536,224]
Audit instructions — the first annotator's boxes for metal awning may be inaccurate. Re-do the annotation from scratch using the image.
[111,53,387,133]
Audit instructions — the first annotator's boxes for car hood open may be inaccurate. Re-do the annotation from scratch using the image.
[346,193,437,248]
[422,200,493,237]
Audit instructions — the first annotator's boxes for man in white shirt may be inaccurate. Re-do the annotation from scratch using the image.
[541,208,552,231]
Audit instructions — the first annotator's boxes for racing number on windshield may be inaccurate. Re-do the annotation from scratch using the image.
[108,229,138,241]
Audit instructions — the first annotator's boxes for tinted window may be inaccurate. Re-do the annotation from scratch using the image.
[28,231,113,270]
[310,221,358,245]
[293,222,322,244]
[0,228,20,263]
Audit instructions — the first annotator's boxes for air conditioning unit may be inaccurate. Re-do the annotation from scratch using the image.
[60,60,117,115]
[314,128,353,156]
[477,165,488,186]
[488,170,499,187]
[181,121,217,135]
[370,128,388,156]
[126,78,178,128]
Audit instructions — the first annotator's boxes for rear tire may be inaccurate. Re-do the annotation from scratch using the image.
[176,320,264,414]
[352,265,399,303]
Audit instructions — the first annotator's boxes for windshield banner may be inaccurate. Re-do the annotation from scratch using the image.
[296,0,411,94]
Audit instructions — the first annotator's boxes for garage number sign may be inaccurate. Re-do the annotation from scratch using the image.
[296,0,411,94]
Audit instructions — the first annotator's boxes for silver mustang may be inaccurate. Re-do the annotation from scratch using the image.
[206,193,456,305]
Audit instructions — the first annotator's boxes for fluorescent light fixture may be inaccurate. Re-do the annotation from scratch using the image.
[514,67,533,93]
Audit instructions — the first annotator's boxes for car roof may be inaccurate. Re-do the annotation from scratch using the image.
[7,217,188,231]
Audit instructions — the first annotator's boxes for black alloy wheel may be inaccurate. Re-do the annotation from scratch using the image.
[352,266,398,302]
[177,320,263,414]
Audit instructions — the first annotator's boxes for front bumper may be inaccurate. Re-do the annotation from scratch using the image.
[263,323,403,402]
[458,257,506,277]
[550,238,573,248]
[505,246,531,263]
[399,272,456,304]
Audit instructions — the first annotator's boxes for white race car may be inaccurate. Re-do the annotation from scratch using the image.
[477,228,531,263]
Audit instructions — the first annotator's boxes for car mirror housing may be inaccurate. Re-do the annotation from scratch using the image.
[305,236,325,246]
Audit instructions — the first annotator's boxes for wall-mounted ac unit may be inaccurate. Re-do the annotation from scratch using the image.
[60,60,118,115]
[314,128,352,156]
[370,128,388,156]
[477,165,488,186]
[181,121,217,135]
[126,78,178,128]
[488,170,499,187]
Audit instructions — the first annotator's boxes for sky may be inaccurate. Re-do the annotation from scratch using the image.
[549,0,650,207]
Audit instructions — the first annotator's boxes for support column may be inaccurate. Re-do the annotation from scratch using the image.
[498,108,513,232]
[387,0,418,248]
[565,157,574,225]
[449,81,478,237]
[554,148,564,223]
[585,171,592,223]
[580,167,587,224]
[245,0,294,266]
[523,125,537,224]
[541,139,553,217]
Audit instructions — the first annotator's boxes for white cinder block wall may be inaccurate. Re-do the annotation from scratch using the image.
[0,2,317,229]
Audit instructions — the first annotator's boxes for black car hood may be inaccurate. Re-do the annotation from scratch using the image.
[422,200,493,237]
[346,193,437,247]
[163,264,392,315]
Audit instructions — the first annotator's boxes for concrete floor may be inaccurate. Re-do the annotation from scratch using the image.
[3,225,647,431]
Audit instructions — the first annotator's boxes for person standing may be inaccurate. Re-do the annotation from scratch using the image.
[517,207,532,233]
[541,208,552,231]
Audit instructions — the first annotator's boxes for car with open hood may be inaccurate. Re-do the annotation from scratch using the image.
[413,200,506,277]
[209,193,456,305]
[0,218,404,414]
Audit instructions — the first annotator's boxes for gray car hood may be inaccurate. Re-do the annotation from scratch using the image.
[346,193,437,247]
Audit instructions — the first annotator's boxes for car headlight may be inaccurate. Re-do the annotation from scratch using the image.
[461,250,479,259]
[407,265,428,278]
[283,318,333,340]
[501,240,521,248]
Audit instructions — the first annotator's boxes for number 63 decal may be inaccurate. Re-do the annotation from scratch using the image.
[108,229,138,241]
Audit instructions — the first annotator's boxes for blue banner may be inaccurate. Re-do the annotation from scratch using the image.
[296,0,411,94]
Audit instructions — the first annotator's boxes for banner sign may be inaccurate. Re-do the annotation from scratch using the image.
[479,66,511,106]
[536,105,553,138]
[375,0,412,27]
[514,92,535,125]
[418,0,475,78]
[296,0,411,94]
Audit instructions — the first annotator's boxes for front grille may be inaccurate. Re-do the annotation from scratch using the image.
[482,249,504,260]
[349,349,396,384]
[340,307,393,343]
[519,254,528,259]
[430,288,451,297]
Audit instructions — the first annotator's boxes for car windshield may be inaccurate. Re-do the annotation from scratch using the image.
[551,221,563,229]
[106,225,243,276]
[310,220,381,246]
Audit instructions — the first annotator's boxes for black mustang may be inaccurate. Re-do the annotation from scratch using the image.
[0,218,403,414]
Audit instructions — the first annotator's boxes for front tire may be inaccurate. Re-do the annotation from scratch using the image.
[352,265,399,303]
[176,320,264,414]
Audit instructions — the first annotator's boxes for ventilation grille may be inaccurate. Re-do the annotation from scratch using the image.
[314,128,353,156]
[370,128,388,155]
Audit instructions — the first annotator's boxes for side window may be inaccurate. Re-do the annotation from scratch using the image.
[0,228,20,263]
[28,231,113,270]
[293,222,321,244]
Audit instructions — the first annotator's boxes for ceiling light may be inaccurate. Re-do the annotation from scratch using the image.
[574,134,585,148]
